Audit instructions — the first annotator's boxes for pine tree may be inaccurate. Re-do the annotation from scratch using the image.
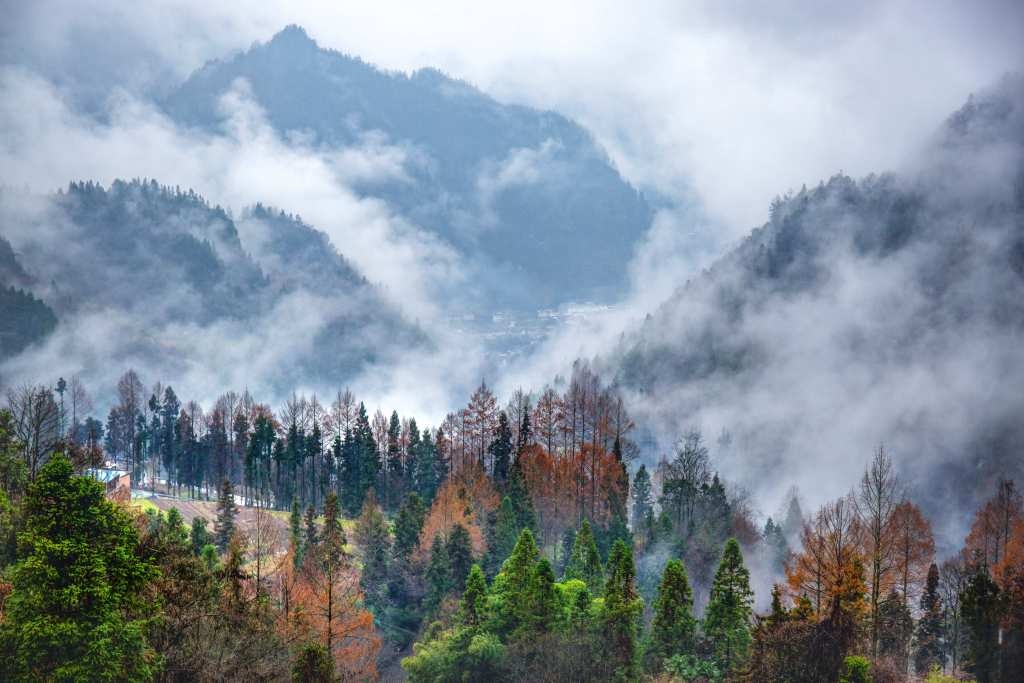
[214,478,239,552]
[525,558,558,634]
[565,519,604,595]
[425,533,452,613]
[461,564,489,627]
[356,489,391,612]
[649,558,697,668]
[878,587,913,665]
[190,516,211,555]
[393,491,426,559]
[962,564,1001,683]
[446,522,474,592]
[412,421,440,504]
[303,504,319,552]
[704,538,754,674]
[914,562,945,674]
[507,454,536,532]
[489,496,519,575]
[632,464,654,529]
[385,410,403,510]
[290,498,303,567]
[767,584,789,625]
[602,539,642,681]
[489,411,513,488]
[0,455,158,680]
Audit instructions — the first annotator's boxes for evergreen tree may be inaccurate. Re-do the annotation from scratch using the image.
[425,533,453,613]
[461,564,488,627]
[291,642,335,683]
[632,464,654,529]
[412,421,441,504]
[878,587,913,665]
[565,519,604,595]
[704,538,754,674]
[339,427,360,514]
[289,498,303,567]
[768,584,789,625]
[762,517,789,572]
[190,515,211,555]
[356,489,391,613]
[524,559,558,634]
[385,410,403,510]
[602,539,642,682]
[507,454,536,533]
[214,478,239,552]
[303,504,319,552]
[355,403,379,510]
[489,496,520,576]
[447,522,474,592]
[0,455,157,680]
[489,411,513,488]
[517,405,532,454]
[648,558,697,668]
[961,564,1002,683]
[914,562,945,674]
[393,491,426,559]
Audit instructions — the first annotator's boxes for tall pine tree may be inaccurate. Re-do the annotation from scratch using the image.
[565,519,604,595]
[648,558,696,669]
[704,538,754,674]
[214,478,239,552]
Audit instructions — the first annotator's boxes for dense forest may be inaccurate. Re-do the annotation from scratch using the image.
[0,368,1021,681]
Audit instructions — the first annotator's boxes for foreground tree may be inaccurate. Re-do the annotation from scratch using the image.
[601,539,643,681]
[0,454,158,680]
[646,558,696,671]
[214,478,239,552]
[704,537,754,674]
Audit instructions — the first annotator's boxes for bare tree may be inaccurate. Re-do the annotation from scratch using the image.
[939,556,969,674]
[117,369,144,475]
[67,375,92,443]
[249,498,283,597]
[856,445,900,657]
[7,384,60,479]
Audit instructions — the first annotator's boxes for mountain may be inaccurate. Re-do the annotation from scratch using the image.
[0,179,424,389]
[163,25,653,311]
[0,235,57,359]
[609,75,1024,539]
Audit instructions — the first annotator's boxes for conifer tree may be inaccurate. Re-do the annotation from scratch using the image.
[461,564,488,627]
[190,516,211,555]
[502,528,540,599]
[489,411,513,488]
[0,455,158,680]
[489,496,520,575]
[649,558,697,668]
[425,533,452,613]
[507,454,536,532]
[356,489,391,611]
[962,563,1001,683]
[704,538,754,674]
[767,584,788,625]
[446,522,474,592]
[214,478,239,552]
[632,464,654,529]
[565,519,604,595]
[303,504,319,552]
[914,562,945,674]
[393,491,426,559]
[525,558,558,634]
[290,498,303,567]
[878,587,913,666]
[602,539,642,681]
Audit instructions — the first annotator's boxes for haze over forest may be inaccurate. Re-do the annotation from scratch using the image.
[1,2,1024,682]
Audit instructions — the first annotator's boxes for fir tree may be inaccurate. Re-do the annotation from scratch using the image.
[632,464,654,529]
[190,516,211,555]
[704,538,754,674]
[356,488,391,612]
[602,539,642,682]
[525,558,558,634]
[489,496,520,576]
[289,498,303,567]
[507,454,537,532]
[425,533,452,613]
[303,504,319,552]
[878,587,913,667]
[393,491,426,559]
[489,411,513,488]
[214,478,239,552]
[962,563,1001,683]
[0,455,158,680]
[291,642,335,683]
[767,584,789,626]
[649,558,697,668]
[446,522,474,592]
[461,564,488,627]
[565,519,604,595]
[914,562,945,674]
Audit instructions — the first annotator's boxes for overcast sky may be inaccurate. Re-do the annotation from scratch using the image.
[3,0,1022,242]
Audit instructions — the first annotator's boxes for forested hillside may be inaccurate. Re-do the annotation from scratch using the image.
[1,366,1021,681]
[612,75,1024,534]
[0,179,424,386]
[163,25,653,310]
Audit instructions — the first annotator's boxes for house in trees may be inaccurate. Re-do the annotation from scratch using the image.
[86,467,131,502]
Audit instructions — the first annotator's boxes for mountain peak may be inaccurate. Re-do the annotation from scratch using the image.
[266,25,318,52]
